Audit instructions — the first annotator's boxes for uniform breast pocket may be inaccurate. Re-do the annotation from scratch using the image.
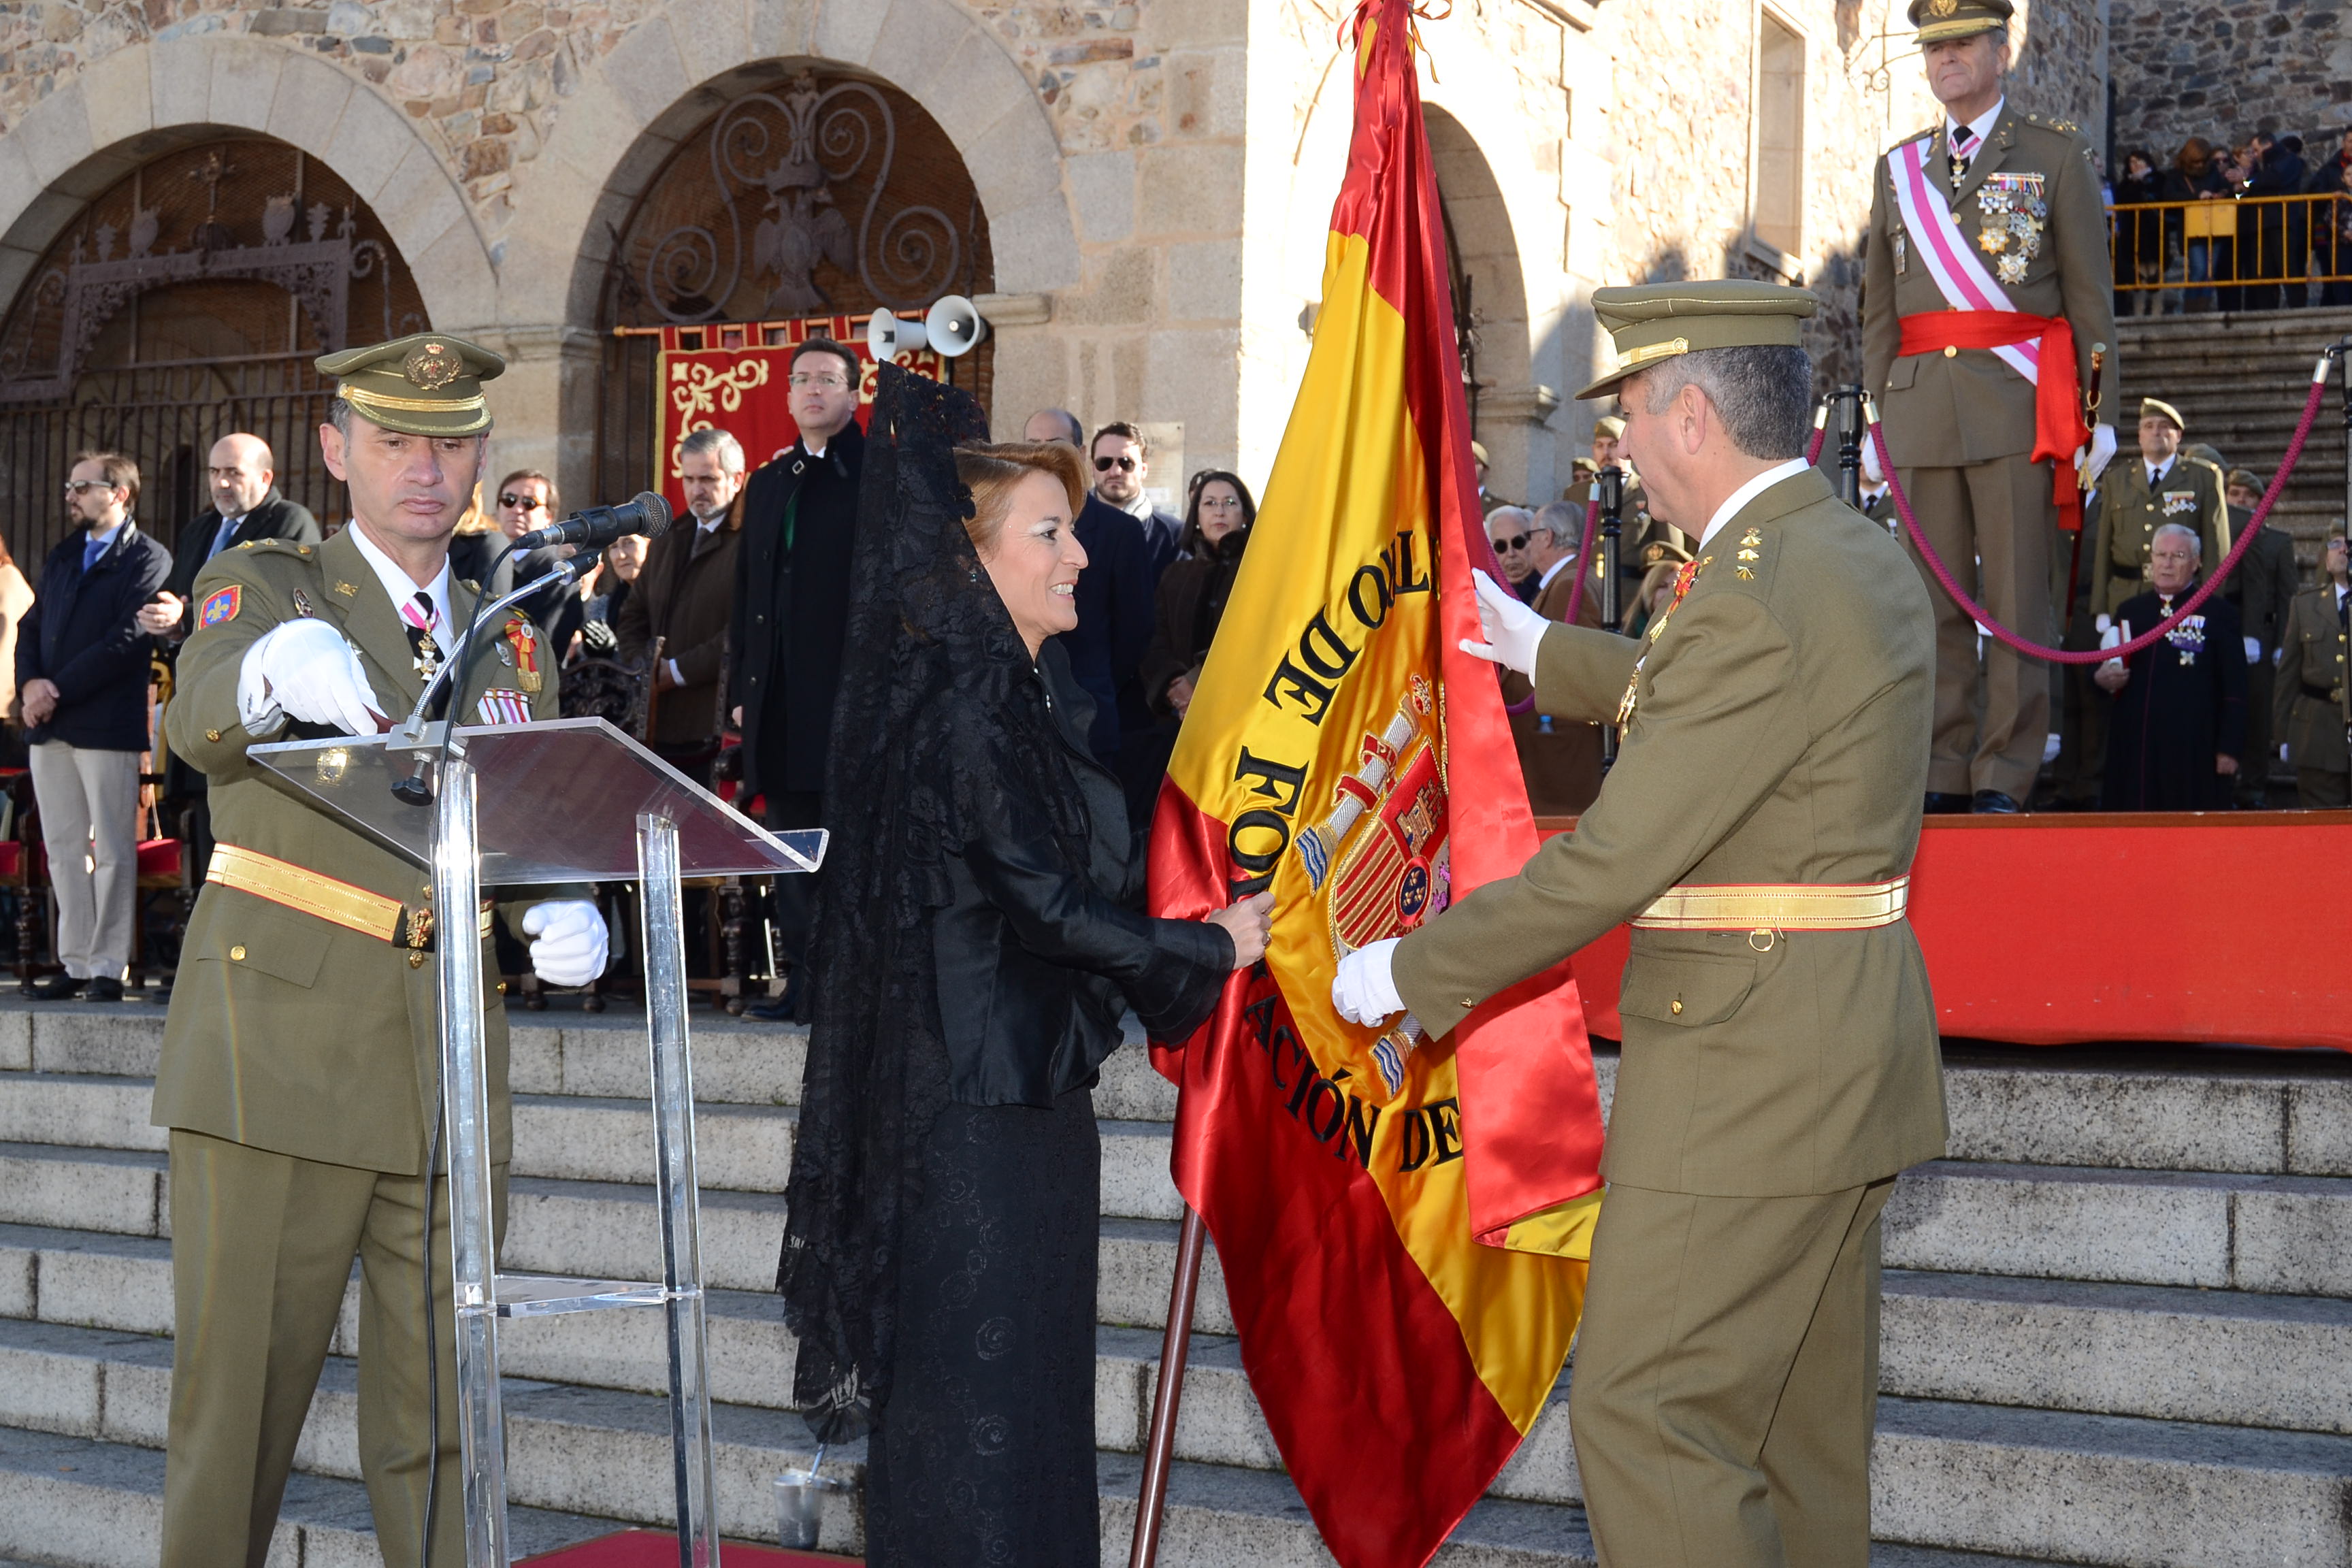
[1618,951,1758,1028]
[198,900,331,989]
[1884,356,1919,391]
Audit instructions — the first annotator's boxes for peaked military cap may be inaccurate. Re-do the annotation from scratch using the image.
[2140,397,2185,432]
[316,332,504,438]
[1907,0,2012,44]
[1594,414,1627,440]
[1578,280,1820,400]
[2227,468,2262,494]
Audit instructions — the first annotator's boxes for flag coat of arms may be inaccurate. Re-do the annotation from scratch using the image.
[1146,3,1609,1563]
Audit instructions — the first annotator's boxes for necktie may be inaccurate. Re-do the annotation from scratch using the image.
[81,534,107,572]
[210,515,243,560]
[1949,125,1975,191]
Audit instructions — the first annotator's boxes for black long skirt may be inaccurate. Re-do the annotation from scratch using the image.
[864,1086,1101,1567]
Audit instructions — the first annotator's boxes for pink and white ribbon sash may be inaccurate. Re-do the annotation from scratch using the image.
[1888,137,2041,387]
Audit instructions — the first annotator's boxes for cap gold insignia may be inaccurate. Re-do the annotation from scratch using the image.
[1930,0,1959,14]
[403,340,463,391]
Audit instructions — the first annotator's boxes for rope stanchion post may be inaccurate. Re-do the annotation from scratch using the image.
[1597,463,1625,772]
[1833,386,1865,507]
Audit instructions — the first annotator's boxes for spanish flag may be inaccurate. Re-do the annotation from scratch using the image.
[1145,3,1607,1563]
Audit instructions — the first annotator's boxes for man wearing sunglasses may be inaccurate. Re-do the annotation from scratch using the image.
[1089,421,1182,579]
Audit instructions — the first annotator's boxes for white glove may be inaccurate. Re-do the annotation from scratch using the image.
[238,619,382,737]
[1458,569,1549,677]
[2075,423,2119,484]
[523,900,608,987]
[2244,636,2262,665]
[1332,937,1403,1026]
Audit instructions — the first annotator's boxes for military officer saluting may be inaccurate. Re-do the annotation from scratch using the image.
[2088,399,2229,622]
[1335,282,1945,1568]
[1863,0,2118,814]
[151,334,610,1565]
[2276,529,2352,808]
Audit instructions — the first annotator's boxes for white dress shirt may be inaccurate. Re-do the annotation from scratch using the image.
[1946,97,2005,165]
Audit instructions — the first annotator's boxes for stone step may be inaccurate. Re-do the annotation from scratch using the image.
[1872,1396,2352,1568]
[1883,1160,2352,1296]
[1882,1271,2352,1434]
[0,1424,611,1568]
[14,1313,2311,1567]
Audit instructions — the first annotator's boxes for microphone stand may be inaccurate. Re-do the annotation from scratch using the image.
[1599,463,1624,772]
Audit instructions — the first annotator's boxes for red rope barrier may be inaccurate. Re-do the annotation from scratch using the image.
[1874,373,2330,666]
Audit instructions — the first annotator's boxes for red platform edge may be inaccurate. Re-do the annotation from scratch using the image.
[519,1529,852,1565]
[1537,811,2352,1051]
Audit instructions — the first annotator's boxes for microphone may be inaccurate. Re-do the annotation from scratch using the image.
[511,491,672,551]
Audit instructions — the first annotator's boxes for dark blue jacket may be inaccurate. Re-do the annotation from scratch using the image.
[1051,495,1155,766]
[18,523,172,751]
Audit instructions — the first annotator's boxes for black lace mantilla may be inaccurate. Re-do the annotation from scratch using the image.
[775,364,1025,1444]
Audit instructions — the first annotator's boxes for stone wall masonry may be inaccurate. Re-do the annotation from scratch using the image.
[2109,0,2351,163]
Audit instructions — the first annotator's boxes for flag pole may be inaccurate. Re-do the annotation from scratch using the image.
[1129,1203,1208,1568]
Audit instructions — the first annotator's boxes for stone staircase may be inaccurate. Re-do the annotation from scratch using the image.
[4,997,2352,1565]
[2112,305,2352,570]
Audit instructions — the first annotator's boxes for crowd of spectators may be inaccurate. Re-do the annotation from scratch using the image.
[2110,127,2352,312]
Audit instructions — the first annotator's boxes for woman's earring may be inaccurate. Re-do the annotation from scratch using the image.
[968,566,980,583]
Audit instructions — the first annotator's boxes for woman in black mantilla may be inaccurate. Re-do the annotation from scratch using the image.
[777,366,1271,1566]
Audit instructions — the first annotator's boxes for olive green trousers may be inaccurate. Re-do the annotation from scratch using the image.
[160,1128,506,1568]
[1569,1178,1895,1568]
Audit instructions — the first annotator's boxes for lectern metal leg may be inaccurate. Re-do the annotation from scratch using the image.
[640,813,721,1565]
[434,754,510,1566]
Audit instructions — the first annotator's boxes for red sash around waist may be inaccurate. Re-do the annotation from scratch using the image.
[1898,310,2091,533]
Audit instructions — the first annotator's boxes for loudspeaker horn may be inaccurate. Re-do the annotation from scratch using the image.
[866,307,927,361]
[925,295,990,357]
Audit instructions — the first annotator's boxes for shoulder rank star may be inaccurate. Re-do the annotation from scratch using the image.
[1737,528,1763,579]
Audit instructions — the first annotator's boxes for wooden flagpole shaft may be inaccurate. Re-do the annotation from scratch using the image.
[1129,1203,1208,1568]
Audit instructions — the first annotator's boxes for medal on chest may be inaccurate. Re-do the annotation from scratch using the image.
[1618,554,1713,724]
[1975,173,2048,285]
[503,615,542,695]
[2160,602,2206,666]
[397,597,442,683]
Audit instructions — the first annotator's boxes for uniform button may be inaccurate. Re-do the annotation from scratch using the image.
[206,729,223,742]
[496,980,508,995]
[1671,998,1684,1015]
[229,945,246,961]
[1942,346,1957,359]
[410,953,425,969]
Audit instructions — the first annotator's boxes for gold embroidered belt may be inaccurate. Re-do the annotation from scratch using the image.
[208,845,492,950]
[1631,875,1910,932]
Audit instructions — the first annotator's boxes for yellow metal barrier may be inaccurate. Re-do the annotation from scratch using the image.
[2106,193,2352,304]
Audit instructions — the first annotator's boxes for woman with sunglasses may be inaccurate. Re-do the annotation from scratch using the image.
[457,468,579,644]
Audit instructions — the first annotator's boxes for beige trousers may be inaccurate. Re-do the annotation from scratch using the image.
[1898,457,2056,799]
[28,740,140,979]
[160,1128,506,1568]
[1569,1179,1895,1568]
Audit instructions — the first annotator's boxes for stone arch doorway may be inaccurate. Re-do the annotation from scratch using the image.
[0,134,427,564]
[1423,106,1536,506]
[591,61,996,504]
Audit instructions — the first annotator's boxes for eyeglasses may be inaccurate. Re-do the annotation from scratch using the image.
[498,493,547,511]
[788,373,851,390]
[1491,533,1531,552]
[1094,455,1138,472]
[63,480,116,496]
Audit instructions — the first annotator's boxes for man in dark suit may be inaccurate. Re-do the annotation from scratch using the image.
[1089,421,1182,580]
[140,433,319,876]
[1506,502,1605,817]
[18,450,174,1000]
[619,425,744,785]
[1024,408,1153,772]
[729,338,865,1019]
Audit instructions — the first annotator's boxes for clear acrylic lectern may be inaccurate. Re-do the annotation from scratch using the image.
[248,717,825,1567]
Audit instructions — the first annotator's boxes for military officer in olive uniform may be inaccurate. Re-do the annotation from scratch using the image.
[151,335,610,1565]
[2276,530,2351,808]
[1335,283,1945,1568]
[1863,0,2119,814]
[1567,414,1693,593]
[2220,466,2301,806]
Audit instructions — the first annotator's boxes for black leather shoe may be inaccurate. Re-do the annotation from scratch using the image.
[1971,789,2024,814]
[745,970,802,1024]
[1923,791,1972,815]
[24,974,84,1000]
[85,977,124,1002]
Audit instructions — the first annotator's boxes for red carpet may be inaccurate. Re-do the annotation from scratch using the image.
[1541,810,2352,1050]
[519,1530,853,1565]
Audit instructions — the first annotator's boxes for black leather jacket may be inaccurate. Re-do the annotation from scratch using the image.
[930,641,1232,1105]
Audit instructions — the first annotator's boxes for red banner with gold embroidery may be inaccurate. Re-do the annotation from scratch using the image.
[647,314,944,515]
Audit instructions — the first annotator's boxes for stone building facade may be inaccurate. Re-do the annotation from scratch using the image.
[0,0,2110,552]
[2109,0,2351,161]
